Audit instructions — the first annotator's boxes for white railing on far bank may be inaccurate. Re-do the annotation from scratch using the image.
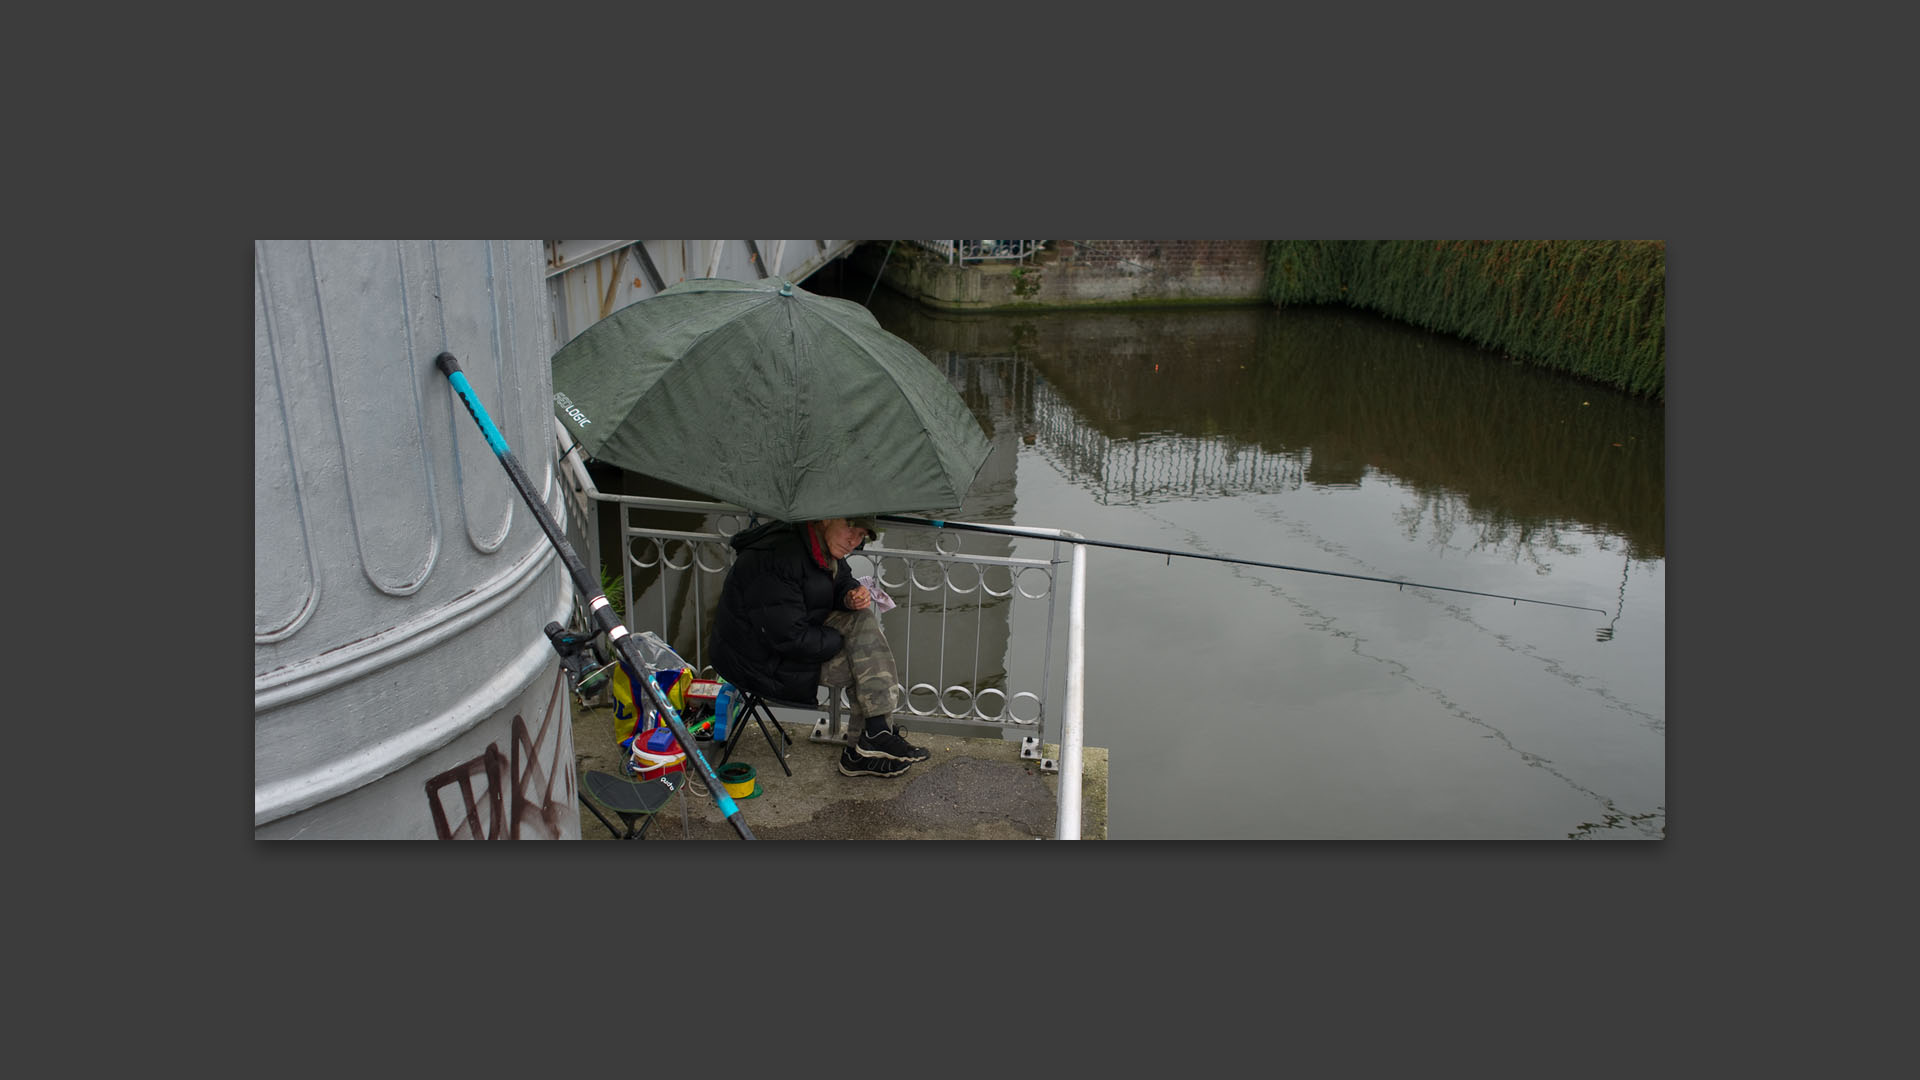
[909,240,1045,264]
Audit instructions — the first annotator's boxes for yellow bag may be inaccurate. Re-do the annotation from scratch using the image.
[612,663,693,747]
[611,662,643,747]
[664,668,691,711]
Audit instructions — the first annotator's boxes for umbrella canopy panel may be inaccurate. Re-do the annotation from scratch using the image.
[551,278,990,521]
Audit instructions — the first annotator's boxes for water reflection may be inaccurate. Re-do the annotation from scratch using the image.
[841,281,1665,839]
[868,295,1663,563]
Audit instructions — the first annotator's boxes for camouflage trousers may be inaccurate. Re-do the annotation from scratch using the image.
[821,607,902,720]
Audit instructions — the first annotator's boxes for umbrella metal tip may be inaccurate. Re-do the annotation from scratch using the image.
[778,281,793,296]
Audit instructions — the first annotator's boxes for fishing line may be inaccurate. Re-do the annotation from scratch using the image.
[876,515,1609,616]
[1595,555,1631,642]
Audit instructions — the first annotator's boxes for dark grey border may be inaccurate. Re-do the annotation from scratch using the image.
[204,111,1777,1045]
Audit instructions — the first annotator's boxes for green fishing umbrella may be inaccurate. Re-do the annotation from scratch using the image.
[552,277,991,522]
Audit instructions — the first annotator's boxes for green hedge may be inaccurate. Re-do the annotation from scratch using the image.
[1265,241,1665,400]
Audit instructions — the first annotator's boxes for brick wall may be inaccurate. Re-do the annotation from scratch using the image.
[1039,240,1268,307]
[1054,240,1266,272]
[861,240,1270,312]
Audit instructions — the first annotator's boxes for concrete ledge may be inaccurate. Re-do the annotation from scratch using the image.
[852,240,1269,314]
[572,702,1108,841]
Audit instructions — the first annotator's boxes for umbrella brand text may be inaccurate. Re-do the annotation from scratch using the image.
[554,392,592,427]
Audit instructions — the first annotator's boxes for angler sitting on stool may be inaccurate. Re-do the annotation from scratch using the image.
[709,516,926,778]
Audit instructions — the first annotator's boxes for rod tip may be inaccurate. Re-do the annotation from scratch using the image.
[435,352,459,375]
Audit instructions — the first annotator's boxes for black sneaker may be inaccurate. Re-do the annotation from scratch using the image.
[838,746,913,778]
[856,725,930,762]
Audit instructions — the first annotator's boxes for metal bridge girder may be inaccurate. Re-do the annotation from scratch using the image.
[544,240,861,350]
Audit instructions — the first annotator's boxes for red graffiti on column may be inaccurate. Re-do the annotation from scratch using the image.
[426,669,576,839]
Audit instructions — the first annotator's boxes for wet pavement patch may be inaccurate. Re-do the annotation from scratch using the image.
[888,757,1057,835]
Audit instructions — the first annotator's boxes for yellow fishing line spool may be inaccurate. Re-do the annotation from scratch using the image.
[717,762,759,799]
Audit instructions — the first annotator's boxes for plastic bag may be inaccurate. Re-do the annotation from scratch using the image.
[857,575,896,614]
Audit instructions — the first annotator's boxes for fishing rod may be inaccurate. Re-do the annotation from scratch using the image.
[876,515,1609,616]
[437,352,755,840]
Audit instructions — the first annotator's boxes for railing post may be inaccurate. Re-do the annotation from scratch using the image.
[1055,538,1087,840]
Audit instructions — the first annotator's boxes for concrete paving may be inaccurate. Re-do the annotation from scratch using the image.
[572,699,1107,841]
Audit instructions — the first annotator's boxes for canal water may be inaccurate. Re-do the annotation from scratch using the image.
[608,273,1665,840]
[824,278,1665,840]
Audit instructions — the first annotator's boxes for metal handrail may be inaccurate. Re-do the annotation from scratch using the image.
[554,418,1088,838]
[909,240,1044,264]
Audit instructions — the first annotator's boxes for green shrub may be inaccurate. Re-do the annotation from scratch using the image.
[1266,241,1665,400]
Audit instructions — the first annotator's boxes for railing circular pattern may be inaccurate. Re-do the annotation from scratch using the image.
[1015,565,1052,600]
[690,539,732,574]
[865,554,1053,601]
[628,535,733,574]
[903,682,1038,725]
[945,561,980,595]
[611,522,1057,731]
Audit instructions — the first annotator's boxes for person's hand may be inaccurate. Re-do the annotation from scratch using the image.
[846,585,871,610]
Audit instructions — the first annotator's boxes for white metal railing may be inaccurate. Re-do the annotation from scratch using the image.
[909,240,1045,264]
[554,418,1088,838]
[1029,378,1309,506]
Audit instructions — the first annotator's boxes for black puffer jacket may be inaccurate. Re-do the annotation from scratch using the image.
[709,521,859,701]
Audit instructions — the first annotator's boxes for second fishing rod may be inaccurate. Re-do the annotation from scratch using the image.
[875,515,1608,616]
